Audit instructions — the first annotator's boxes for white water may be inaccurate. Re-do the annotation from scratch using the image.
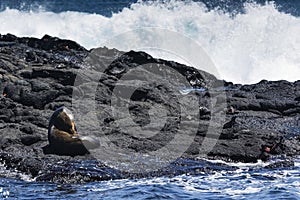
[0,1,299,84]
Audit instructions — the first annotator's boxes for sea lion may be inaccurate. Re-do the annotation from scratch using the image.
[223,116,237,129]
[43,106,91,156]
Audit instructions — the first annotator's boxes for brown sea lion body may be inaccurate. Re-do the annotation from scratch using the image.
[43,106,89,156]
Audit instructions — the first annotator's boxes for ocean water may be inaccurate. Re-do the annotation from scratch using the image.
[0,0,300,199]
[1,158,300,199]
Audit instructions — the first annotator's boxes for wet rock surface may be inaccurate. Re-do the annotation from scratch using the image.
[0,34,299,183]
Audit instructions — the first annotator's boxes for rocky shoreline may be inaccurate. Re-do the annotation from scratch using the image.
[0,34,299,183]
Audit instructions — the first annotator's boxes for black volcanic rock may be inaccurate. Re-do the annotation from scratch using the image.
[0,34,299,183]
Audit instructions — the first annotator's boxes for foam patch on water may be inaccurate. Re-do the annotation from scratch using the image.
[0,1,299,84]
[201,157,270,168]
[294,156,300,167]
[0,162,35,182]
[0,187,10,199]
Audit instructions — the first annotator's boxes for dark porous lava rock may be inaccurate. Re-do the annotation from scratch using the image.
[0,34,299,183]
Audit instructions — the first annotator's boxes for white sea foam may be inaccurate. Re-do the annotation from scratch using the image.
[0,1,299,84]
[201,157,270,168]
[0,187,10,198]
[0,162,35,182]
